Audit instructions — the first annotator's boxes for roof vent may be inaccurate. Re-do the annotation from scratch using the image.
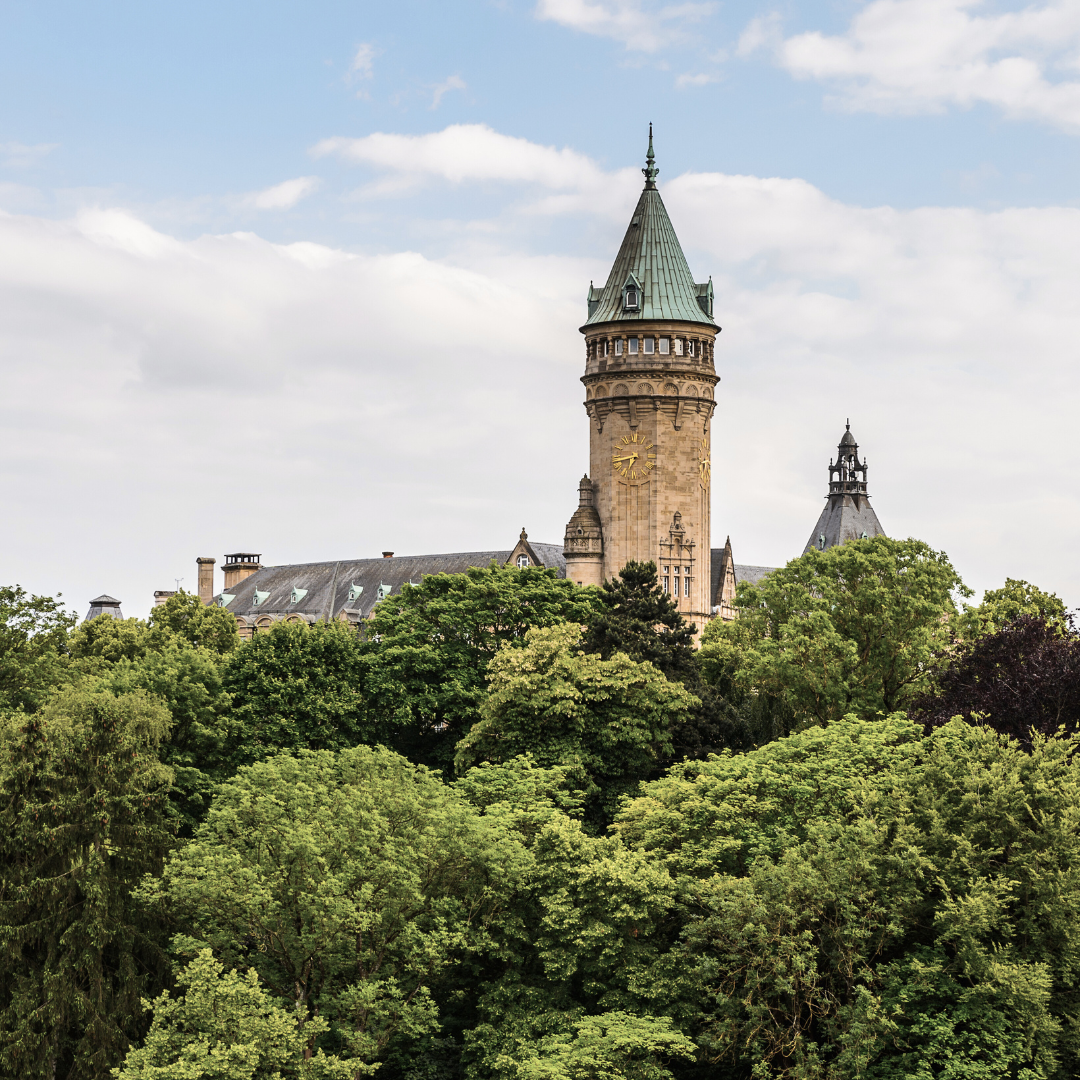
[382,551,394,559]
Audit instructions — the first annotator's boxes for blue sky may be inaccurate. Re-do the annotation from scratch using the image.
[3,0,1080,613]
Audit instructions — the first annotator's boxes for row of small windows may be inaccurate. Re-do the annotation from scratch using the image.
[661,566,692,597]
[592,337,707,359]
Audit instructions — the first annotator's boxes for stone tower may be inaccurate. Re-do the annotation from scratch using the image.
[802,421,886,553]
[563,129,719,629]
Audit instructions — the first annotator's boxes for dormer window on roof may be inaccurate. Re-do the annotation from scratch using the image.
[622,272,642,312]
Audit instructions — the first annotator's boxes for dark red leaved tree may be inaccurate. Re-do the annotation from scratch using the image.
[911,614,1080,746]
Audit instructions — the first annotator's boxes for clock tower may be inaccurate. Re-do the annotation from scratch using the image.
[563,129,719,630]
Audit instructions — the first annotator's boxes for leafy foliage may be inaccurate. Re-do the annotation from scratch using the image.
[456,623,696,824]
[114,950,352,1080]
[956,577,1068,641]
[614,715,1080,1079]
[700,537,968,728]
[912,613,1080,744]
[0,689,174,1080]
[0,585,75,714]
[361,564,598,772]
[582,561,695,681]
[221,619,371,769]
[148,590,240,656]
[141,745,516,1074]
[69,615,152,665]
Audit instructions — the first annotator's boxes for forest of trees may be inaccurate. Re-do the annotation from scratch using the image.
[2,535,1080,1080]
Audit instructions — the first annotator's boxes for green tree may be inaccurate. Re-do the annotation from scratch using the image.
[956,577,1068,641]
[99,643,232,834]
[0,689,175,1080]
[361,564,598,772]
[503,1012,695,1080]
[70,614,153,665]
[456,623,696,824]
[700,536,968,729]
[613,716,1080,1079]
[0,585,75,714]
[582,562,695,681]
[149,590,240,656]
[114,950,351,1080]
[140,745,516,1074]
[583,561,764,759]
[221,619,370,768]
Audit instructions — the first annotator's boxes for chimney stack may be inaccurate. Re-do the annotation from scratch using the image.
[382,551,394,558]
[223,553,262,590]
[196,557,216,605]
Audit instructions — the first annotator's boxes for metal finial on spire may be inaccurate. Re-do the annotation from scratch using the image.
[642,122,658,187]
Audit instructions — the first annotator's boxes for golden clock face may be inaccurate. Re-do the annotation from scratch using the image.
[612,432,656,484]
[698,437,711,486]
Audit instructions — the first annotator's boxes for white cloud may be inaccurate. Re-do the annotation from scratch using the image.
[430,74,467,109]
[347,42,376,97]
[535,0,713,52]
[3,138,1080,618]
[744,0,1080,130]
[242,176,321,210]
[0,142,58,169]
[313,123,631,195]
[675,71,719,88]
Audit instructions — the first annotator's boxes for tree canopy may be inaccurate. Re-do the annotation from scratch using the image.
[361,564,598,771]
[699,536,968,728]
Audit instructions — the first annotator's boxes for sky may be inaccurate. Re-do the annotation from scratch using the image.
[3,0,1080,617]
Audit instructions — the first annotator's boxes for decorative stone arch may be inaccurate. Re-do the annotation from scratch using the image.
[613,383,629,397]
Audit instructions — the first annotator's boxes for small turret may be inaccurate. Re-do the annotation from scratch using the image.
[802,421,886,554]
[563,476,604,587]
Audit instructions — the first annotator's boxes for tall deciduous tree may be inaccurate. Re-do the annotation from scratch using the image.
[614,715,1080,1079]
[700,537,968,729]
[115,950,351,1080]
[912,614,1080,744]
[361,565,598,772]
[457,623,696,824]
[149,590,240,656]
[221,619,371,769]
[0,689,174,1080]
[956,577,1067,642]
[140,745,516,1075]
[0,585,75,715]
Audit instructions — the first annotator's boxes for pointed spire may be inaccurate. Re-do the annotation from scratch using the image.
[642,123,658,188]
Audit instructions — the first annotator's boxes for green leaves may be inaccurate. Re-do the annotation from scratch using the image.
[221,619,371,768]
[0,689,175,1080]
[457,624,696,824]
[361,564,598,773]
[114,950,355,1080]
[0,584,76,714]
[144,745,517,1073]
[702,537,968,728]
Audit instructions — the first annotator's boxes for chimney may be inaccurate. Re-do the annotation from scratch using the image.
[197,557,216,605]
[382,551,394,558]
[223,553,262,590]
[153,590,176,607]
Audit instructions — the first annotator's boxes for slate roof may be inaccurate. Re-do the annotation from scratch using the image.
[709,546,777,607]
[584,137,715,328]
[220,546,567,624]
[803,498,885,555]
[85,595,123,622]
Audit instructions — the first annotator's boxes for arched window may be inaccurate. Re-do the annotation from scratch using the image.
[517,554,529,568]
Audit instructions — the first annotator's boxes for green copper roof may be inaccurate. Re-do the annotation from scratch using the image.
[584,132,715,328]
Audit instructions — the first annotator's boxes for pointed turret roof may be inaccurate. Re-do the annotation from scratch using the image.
[803,422,886,555]
[584,126,716,328]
